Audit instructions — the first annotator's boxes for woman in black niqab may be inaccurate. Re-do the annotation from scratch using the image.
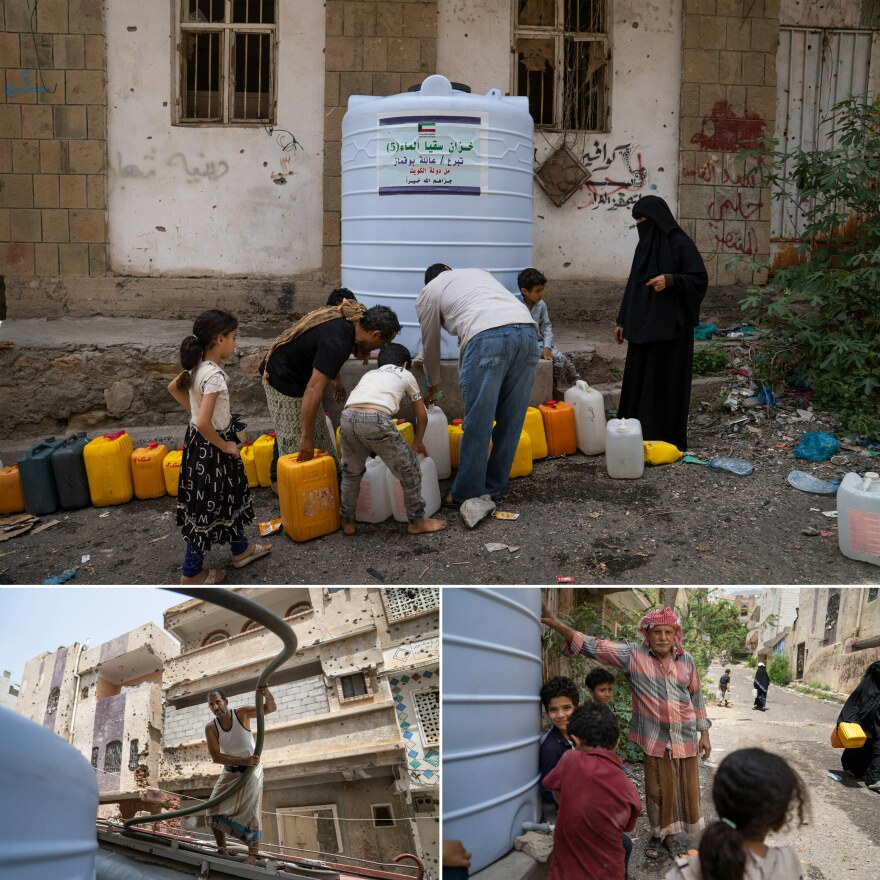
[837,660,880,789]
[614,195,708,450]
[753,662,770,711]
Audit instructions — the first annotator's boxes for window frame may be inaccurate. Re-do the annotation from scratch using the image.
[512,0,611,133]
[174,0,278,126]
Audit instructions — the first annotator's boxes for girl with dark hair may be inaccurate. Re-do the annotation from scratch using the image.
[167,310,271,584]
[665,748,808,880]
[753,662,770,711]
[838,660,880,791]
[614,195,708,450]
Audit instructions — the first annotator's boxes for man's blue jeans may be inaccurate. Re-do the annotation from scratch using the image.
[452,323,540,503]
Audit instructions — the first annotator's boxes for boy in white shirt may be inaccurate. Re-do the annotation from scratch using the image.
[340,344,446,536]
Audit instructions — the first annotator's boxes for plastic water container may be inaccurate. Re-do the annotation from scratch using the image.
[163,448,183,496]
[18,437,64,516]
[50,433,90,510]
[324,412,335,443]
[131,442,169,500]
[522,406,548,460]
[240,442,258,488]
[509,430,533,478]
[394,419,415,446]
[606,419,644,479]
[424,404,451,479]
[837,472,880,566]
[538,400,577,457]
[837,721,867,748]
[342,74,534,358]
[253,433,276,487]
[644,440,683,466]
[386,454,441,522]
[564,380,606,455]
[84,430,134,506]
[0,706,99,880]
[336,425,342,457]
[356,457,393,523]
[444,588,542,874]
[449,418,464,470]
[277,450,340,541]
[0,465,26,514]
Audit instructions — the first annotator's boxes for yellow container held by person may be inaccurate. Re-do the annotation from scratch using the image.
[522,406,548,460]
[448,419,464,470]
[336,425,343,458]
[837,722,867,749]
[0,464,26,514]
[131,442,168,499]
[395,419,414,446]
[643,440,683,466]
[240,442,258,488]
[163,448,183,497]
[509,430,533,478]
[277,451,340,541]
[83,430,134,507]
[252,433,275,487]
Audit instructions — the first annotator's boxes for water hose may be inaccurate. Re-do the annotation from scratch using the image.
[124,587,298,831]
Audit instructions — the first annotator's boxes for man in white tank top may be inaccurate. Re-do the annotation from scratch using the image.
[204,686,276,864]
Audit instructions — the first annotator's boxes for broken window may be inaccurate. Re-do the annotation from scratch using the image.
[177,0,276,124]
[869,588,879,602]
[104,740,122,773]
[371,804,395,827]
[824,588,841,644]
[413,688,440,746]
[91,747,99,768]
[128,739,140,771]
[46,687,60,715]
[81,686,89,700]
[514,0,609,130]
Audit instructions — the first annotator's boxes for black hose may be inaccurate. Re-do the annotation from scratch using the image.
[124,588,298,830]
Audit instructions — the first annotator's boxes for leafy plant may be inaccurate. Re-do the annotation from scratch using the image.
[738,96,880,437]
[746,654,758,669]
[692,342,730,376]
[768,654,792,687]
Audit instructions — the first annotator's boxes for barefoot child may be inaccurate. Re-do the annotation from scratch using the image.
[665,748,808,880]
[167,310,271,584]
[518,268,579,389]
[339,343,445,536]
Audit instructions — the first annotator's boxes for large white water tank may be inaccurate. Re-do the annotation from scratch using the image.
[0,706,98,880]
[443,588,542,873]
[341,75,535,359]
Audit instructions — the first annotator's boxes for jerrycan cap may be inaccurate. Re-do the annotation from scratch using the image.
[616,422,630,432]
[452,418,463,426]
[544,400,556,408]
[147,442,159,449]
[104,429,127,440]
[243,440,253,447]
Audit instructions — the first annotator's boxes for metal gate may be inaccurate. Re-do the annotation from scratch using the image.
[772,27,874,241]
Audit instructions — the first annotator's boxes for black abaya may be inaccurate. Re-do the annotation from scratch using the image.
[838,661,880,786]
[616,196,708,450]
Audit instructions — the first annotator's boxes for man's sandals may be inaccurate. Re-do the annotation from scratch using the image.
[645,837,688,860]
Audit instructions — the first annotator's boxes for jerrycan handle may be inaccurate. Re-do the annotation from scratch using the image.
[576,379,593,393]
[864,472,880,492]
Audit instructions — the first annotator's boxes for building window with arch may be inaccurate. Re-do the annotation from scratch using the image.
[202,629,230,647]
[175,0,278,125]
[46,687,60,714]
[285,602,312,618]
[104,740,123,773]
[513,0,610,131]
[240,620,261,634]
[128,739,140,771]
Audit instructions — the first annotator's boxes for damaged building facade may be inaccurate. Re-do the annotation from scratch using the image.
[15,621,180,819]
[160,587,439,874]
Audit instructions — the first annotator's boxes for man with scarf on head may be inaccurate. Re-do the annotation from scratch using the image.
[838,660,880,791]
[614,195,708,451]
[542,603,711,861]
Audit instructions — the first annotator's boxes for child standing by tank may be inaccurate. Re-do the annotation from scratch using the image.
[664,748,808,880]
[167,310,271,584]
[518,268,579,389]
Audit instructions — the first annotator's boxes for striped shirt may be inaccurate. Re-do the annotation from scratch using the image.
[563,632,711,759]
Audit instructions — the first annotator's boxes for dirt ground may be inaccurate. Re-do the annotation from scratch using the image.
[623,662,880,880]
[1,387,879,585]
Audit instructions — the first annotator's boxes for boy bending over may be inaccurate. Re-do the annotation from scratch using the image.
[544,703,641,880]
[339,343,445,536]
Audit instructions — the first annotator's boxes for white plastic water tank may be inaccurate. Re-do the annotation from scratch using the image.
[0,706,98,880]
[443,588,542,873]
[342,75,535,359]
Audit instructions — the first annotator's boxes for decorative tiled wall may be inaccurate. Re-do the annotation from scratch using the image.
[390,666,439,785]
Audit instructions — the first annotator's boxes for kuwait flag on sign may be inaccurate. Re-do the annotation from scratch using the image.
[418,122,436,134]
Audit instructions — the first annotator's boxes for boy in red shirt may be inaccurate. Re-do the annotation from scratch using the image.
[543,702,642,880]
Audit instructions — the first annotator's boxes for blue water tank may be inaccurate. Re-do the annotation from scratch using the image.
[341,75,535,358]
[0,706,98,880]
[443,588,542,873]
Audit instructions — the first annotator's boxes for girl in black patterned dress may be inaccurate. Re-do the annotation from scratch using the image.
[167,310,271,584]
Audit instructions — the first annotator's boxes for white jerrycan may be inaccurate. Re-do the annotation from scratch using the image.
[423,404,452,479]
[605,418,644,479]
[386,454,441,522]
[837,471,880,565]
[355,457,392,523]
[564,380,606,455]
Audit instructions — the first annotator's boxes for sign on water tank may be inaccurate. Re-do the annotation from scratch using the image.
[377,113,488,196]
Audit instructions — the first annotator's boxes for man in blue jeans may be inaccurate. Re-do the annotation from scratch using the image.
[416,264,540,506]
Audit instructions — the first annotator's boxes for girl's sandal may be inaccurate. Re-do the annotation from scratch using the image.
[181,568,226,585]
[232,543,272,569]
[644,838,662,860]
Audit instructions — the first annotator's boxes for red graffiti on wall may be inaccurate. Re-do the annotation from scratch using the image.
[707,191,762,222]
[691,101,767,152]
[712,226,758,256]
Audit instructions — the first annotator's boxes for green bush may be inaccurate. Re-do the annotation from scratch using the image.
[768,655,792,686]
[739,96,880,437]
[746,654,758,669]
[692,342,730,377]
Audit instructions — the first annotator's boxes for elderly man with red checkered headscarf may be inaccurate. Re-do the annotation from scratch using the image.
[542,603,712,863]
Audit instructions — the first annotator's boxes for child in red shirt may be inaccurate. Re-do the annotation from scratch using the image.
[543,702,642,880]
